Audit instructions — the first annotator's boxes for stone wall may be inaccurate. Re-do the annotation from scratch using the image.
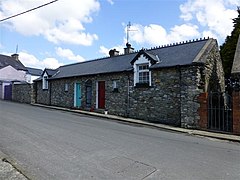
[36,81,50,105]
[180,65,204,128]
[12,83,33,104]
[128,68,181,126]
[203,40,225,92]
[36,66,205,127]
[232,91,240,134]
[36,73,129,116]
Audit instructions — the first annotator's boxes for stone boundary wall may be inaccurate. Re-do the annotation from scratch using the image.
[197,92,208,129]
[12,84,33,104]
[232,91,240,134]
[197,91,240,134]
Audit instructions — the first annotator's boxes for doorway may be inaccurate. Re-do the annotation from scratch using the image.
[85,80,92,108]
[74,83,81,108]
[98,81,105,109]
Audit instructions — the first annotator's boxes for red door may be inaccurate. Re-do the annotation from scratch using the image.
[98,81,105,109]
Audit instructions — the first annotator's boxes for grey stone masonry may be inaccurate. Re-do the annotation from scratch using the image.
[128,68,181,125]
[203,40,225,92]
[12,83,33,104]
[36,82,50,105]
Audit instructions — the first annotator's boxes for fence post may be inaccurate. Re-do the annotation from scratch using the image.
[232,91,240,134]
[198,92,208,129]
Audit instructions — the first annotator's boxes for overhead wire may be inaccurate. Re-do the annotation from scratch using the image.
[0,0,59,22]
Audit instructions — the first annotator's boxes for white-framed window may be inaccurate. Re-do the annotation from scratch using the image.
[64,83,69,92]
[138,64,149,84]
[42,76,48,89]
[112,80,119,92]
[112,80,118,89]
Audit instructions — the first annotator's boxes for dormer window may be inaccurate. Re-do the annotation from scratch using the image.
[42,73,48,90]
[131,49,158,87]
[132,54,152,87]
[131,49,159,87]
[42,76,48,89]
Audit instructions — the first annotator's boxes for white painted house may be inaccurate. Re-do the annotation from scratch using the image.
[0,54,28,99]
[26,67,43,83]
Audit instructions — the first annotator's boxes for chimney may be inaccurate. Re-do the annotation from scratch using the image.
[124,43,134,54]
[109,49,119,57]
[11,53,19,61]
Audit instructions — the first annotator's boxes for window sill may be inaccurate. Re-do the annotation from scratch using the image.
[135,83,150,88]
[112,88,119,93]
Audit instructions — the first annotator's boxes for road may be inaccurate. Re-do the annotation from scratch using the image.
[0,100,239,180]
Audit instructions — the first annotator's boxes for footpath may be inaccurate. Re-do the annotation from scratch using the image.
[1,103,239,180]
[0,151,27,180]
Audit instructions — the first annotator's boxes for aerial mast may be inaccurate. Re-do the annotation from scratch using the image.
[126,21,131,44]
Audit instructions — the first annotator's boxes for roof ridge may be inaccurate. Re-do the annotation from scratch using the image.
[147,37,210,51]
[60,52,137,68]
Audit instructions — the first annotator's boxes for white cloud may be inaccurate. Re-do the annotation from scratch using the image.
[56,47,85,62]
[180,0,238,40]
[42,58,63,69]
[99,46,109,56]
[128,23,200,46]
[226,0,240,5]
[107,0,114,5]
[99,45,124,56]
[123,0,238,47]
[17,52,63,69]
[168,24,200,42]
[0,0,100,46]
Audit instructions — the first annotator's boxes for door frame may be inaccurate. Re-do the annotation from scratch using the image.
[85,80,92,108]
[74,83,81,108]
[96,81,105,109]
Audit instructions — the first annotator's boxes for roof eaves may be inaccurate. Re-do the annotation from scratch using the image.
[48,69,133,80]
[150,62,204,70]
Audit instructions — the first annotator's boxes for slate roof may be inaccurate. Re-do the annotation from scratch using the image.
[27,67,43,76]
[50,38,213,80]
[0,54,26,71]
[43,68,58,76]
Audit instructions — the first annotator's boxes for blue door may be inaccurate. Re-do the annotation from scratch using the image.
[75,83,81,108]
[4,84,12,100]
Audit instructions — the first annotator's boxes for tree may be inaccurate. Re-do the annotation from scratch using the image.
[220,7,240,79]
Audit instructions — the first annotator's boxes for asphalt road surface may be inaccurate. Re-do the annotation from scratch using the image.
[0,100,239,180]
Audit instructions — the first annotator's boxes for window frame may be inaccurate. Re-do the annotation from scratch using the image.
[133,54,152,87]
[137,64,150,84]
[64,83,69,92]
[42,75,48,90]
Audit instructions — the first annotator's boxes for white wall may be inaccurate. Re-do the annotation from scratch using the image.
[26,74,40,83]
[0,65,27,82]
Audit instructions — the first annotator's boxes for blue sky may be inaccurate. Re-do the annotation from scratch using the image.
[0,0,239,69]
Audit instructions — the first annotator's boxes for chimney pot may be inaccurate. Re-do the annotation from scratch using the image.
[11,53,19,61]
[109,49,119,57]
[124,43,134,54]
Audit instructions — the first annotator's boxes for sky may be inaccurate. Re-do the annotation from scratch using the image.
[0,0,239,70]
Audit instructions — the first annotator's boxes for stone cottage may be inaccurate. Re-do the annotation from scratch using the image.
[34,38,225,128]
